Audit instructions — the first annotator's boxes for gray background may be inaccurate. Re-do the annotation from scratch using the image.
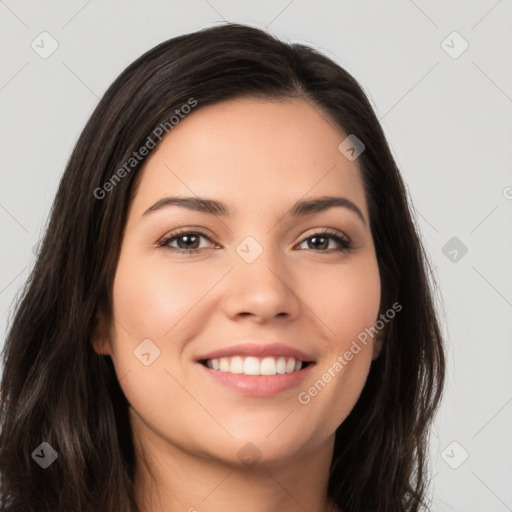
[1,1,511,510]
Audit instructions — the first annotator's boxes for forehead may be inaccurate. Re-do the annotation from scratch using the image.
[129,97,368,219]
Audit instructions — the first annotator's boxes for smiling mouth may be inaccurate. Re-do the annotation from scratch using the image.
[199,356,314,376]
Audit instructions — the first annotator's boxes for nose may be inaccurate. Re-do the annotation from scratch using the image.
[221,249,301,324]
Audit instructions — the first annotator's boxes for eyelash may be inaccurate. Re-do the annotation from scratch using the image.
[157,228,353,255]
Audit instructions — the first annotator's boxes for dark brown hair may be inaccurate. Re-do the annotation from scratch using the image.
[0,22,446,511]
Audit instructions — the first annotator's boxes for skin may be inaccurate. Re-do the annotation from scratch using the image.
[93,97,384,512]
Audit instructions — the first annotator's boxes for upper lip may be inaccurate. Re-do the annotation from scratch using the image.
[197,342,316,362]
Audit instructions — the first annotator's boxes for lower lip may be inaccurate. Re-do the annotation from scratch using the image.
[197,362,314,397]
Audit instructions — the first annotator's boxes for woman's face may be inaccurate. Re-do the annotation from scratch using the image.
[94,97,382,467]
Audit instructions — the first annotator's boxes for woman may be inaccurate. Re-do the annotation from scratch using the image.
[0,23,446,512]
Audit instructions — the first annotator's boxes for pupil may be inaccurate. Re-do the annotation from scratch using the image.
[310,236,327,250]
[178,235,198,249]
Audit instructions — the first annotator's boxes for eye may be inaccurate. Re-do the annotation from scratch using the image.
[158,229,218,254]
[296,229,352,253]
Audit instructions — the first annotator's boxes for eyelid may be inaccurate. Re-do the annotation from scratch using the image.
[300,226,350,242]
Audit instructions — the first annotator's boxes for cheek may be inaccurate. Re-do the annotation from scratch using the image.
[107,251,232,401]
[311,253,381,347]
[111,254,210,345]
[294,253,380,430]
[106,256,208,445]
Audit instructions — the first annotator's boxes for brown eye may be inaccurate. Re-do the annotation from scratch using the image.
[297,230,352,253]
[159,230,217,254]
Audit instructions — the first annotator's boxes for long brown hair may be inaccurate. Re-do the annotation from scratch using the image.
[0,23,445,511]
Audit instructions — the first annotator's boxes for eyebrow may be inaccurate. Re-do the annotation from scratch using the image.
[143,195,366,225]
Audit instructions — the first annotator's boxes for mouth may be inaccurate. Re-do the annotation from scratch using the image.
[199,356,314,376]
[195,342,316,396]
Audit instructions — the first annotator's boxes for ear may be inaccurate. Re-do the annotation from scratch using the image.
[91,309,112,356]
[372,310,390,361]
[372,333,384,360]
[371,322,387,361]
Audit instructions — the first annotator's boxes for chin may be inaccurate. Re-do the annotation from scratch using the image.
[200,428,317,469]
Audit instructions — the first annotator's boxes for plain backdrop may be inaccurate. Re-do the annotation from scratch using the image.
[1,1,511,511]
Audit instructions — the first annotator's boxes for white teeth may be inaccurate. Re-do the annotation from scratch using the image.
[243,356,260,375]
[230,356,244,374]
[260,357,277,375]
[276,357,287,374]
[204,356,305,375]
